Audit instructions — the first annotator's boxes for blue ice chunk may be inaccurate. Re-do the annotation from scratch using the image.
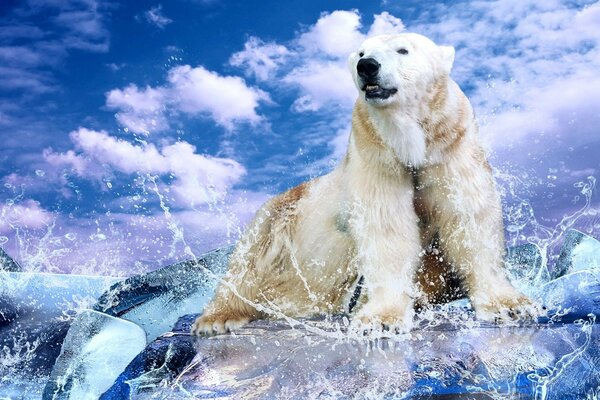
[0,272,119,398]
[505,242,548,295]
[100,316,197,400]
[535,270,600,323]
[42,310,146,400]
[555,229,600,276]
[93,245,232,341]
[0,247,21,272]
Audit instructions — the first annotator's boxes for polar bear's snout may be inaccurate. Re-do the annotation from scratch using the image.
[357,58,380,80]
[356,57,398,100]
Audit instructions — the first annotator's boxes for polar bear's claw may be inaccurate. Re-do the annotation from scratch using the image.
[191,313,250,336]
[473,292,543,324]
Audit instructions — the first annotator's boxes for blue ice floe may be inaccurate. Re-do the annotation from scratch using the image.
[1,229,599,399]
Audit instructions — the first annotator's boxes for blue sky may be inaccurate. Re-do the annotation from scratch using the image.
[1,0,599,275]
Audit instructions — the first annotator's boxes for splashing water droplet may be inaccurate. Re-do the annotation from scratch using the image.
[0,236,8,245]
[35,169,45,177]
[89,233,107,242]
[65,233,76,241]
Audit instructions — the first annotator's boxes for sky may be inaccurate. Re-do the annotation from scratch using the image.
[0,0,599,276]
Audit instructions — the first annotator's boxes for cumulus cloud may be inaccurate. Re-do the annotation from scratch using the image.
[229,37,290,81]
[167,65,270,129]
[367,11,405,37]
[0,199,53,234]
[297,10,365,59]
[404,0,600,151]
[44,128,246,206]
[140,5,173,29]
[106,66,270,133]
[106,84,169,134]
[284,61,356,112]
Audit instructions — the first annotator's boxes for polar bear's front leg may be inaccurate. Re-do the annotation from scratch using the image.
[348,187,421,333]
[438,215,539,322]
[191,215,268,336]
[430,155,540,322]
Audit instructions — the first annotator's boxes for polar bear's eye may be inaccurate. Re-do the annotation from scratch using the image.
[359,52,364,57]
[397,48,409,55]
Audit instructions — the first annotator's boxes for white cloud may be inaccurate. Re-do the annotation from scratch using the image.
[0,25,44,40]
[52,6,110,52]
[0,46,44,67]
[44,148,91,176]
[106,66,270,133]
[105,62,125,71]
[398,0,600,151]
[481,70,600,148]
[141,5,173,29]
[167,65,270,129]
[106,84,169,134]
[297,10,365,59]
[0,199,53,234]
[367,11,405,37]
[0,66,54,93]
[284,61,356,112]
[44,128,247,206]
[229,37,290,81]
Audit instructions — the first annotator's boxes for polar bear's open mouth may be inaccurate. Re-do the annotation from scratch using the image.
[361,83,398,100]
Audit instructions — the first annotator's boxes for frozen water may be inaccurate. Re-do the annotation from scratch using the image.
[0,246,21,272]
[93,245,232,342]
[117,313,600,399]
[555,229,600,275]
[0,272,119,398]
[504,242,547,296]
[100,318,196,399]
[535,270,600,323]
[99,249,600,399]
[3,230,600,399]
[43,309,146,400]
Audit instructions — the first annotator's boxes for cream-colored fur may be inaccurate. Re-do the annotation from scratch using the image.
[192,33,535,336]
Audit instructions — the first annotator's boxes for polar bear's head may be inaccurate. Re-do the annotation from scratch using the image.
[348,33,455,108]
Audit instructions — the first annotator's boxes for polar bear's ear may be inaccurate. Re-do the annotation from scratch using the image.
[439,46,455,73]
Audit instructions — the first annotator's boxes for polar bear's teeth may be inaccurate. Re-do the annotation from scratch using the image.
[366,85,379,91]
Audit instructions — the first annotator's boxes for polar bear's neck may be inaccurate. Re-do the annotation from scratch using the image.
[363,103,427,168]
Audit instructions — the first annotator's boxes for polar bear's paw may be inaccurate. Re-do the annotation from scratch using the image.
[472,291,543,324]
[350,304,414,336]
[191,312,250,336]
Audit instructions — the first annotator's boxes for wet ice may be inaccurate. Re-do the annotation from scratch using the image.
[1,227,600,399]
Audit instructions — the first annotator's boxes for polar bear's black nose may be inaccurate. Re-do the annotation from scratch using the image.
[357,58,380,79]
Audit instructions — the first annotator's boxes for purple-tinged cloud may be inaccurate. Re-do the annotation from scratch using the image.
[44,128,247,207]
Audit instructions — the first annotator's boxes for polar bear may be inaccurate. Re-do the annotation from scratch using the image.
[191,33,536,336]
